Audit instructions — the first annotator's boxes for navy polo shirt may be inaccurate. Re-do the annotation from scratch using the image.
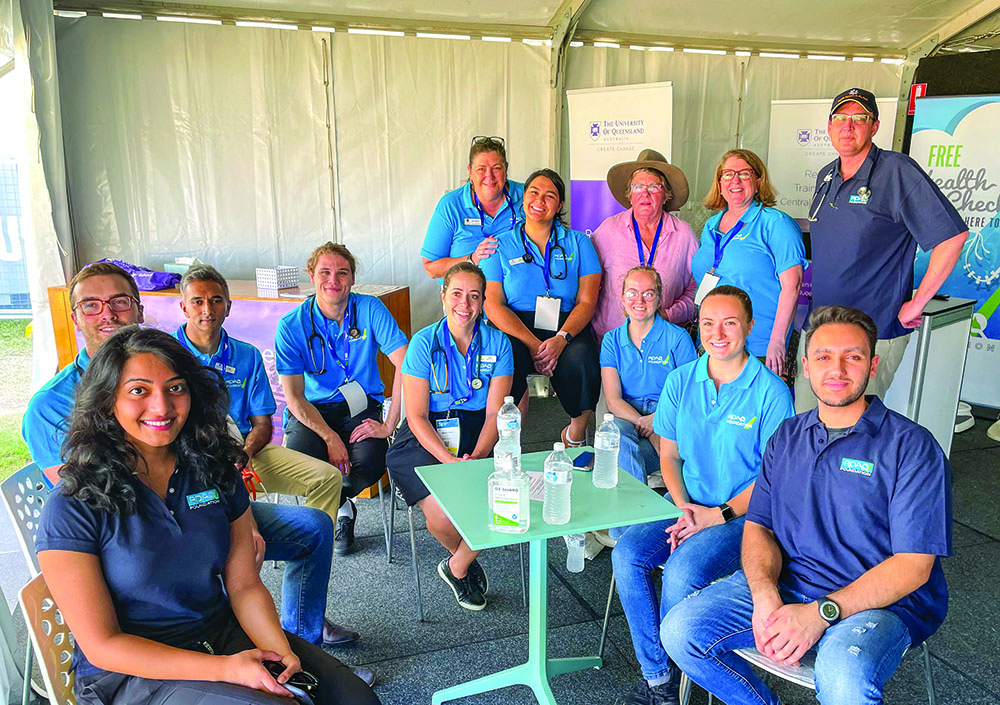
[653,355,793,506]
[422,180,525,262]
[402,318,514,413]
[275,293,408,405]
[480,222,601,312]
[35,472,251,678]
[600,316,697,404]
[747,397,952,646]
[810,145,966,340]
[174,326,276,437]
[22,349,90,473]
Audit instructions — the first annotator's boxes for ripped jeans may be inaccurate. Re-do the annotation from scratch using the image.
[661,570,911,705]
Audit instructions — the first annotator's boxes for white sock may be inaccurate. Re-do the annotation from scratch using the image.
[338,499,355,520]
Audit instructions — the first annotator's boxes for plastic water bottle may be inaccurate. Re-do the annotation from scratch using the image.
[488,428,529,533]
[543,442,573,525]
[497,395,521,447]
[566,534,585,573]
[593,413,620,489]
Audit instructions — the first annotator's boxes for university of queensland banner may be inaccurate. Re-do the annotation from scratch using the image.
[910,95,1000,408]
[566,82,672,235]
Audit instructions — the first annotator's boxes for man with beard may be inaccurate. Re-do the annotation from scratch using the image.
[660,305,952,705]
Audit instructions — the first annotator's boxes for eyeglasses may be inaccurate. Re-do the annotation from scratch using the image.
[624,289,658,301]
[471,135,505,148]
[720,169,756,182]
[629,183,665,195]
[72,295,138,317]
[830,113,873,125]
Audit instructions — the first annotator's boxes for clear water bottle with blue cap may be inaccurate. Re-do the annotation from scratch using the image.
[593,413,620,489]
[497,395,521,448]
[543,442,572,525]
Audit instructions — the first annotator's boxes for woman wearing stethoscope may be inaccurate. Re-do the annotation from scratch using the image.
[690,149,806,377]
[481,168,602,448]
[387,262,513,611]
[421,136,525,279]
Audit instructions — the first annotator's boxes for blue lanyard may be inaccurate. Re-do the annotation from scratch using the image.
[709,220,747,274]
[323,304,352,376]
[177,326,230,373]
[519,226,558,293]
[472,185,516,235]
[631,214,663,267]
[431,319,481,407]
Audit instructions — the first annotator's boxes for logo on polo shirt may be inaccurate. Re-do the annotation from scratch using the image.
[348,328,369,343]
[840,457,875,476]
[186,489,220,510]
[725,414,757,429]
[225,378,247,390]
[647,354,671,365]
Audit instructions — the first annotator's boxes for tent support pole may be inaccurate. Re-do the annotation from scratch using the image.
[546,0,592,169]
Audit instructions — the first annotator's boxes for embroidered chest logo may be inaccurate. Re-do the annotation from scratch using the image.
[725,414,757,430]
[840,457,875,476]
[646,354,671,366]
[186,490,220,510]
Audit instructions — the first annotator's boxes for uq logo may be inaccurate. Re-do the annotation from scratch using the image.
[840,457,875,476]
[726,414,757,430]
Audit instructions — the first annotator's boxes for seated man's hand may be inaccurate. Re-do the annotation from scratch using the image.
[760,602,828,666]
[635,414,655,438]
[325,434,351,476]
[349,418,392,444]
[750,589,784,657]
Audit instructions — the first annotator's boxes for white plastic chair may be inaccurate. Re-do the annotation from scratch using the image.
[18,574,75,705]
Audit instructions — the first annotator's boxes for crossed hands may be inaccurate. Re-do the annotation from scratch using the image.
[529,335,567,376]
[664,503,721,552]
[751,591,827,667]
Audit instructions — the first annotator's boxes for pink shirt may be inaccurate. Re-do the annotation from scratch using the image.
[591,208,698,338]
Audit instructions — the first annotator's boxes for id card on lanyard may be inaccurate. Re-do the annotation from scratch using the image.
[435,417,461,456]
[694,219,746,306]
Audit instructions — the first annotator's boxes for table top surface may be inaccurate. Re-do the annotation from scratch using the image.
[416,446,682,551]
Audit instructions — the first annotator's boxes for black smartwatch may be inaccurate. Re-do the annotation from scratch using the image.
[556,330,573,343]
[719,503,736,523]
[817,596,841,625]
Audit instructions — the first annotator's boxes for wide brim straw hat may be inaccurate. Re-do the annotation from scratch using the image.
[606,148,689,211]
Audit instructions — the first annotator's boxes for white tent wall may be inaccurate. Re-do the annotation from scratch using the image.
[54,17,336,275]
[330,34,550,328]
[563,47,902,232]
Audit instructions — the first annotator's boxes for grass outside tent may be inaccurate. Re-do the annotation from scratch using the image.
[0,320,33,482]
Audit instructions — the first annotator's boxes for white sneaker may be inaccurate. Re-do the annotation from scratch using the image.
[988,418,1000,442]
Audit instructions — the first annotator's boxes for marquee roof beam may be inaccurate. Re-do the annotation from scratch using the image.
[909,0,1000,53]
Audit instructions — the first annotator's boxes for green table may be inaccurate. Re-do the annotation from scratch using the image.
[416,447,681,705]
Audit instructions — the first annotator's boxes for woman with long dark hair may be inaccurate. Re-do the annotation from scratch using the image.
[35,327,379,705]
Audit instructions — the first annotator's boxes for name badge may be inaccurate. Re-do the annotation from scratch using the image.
[508,256,526,266]
[534,295,562,332]
[464,217,482,226]
[338,379,368,418]
[694,273,721,306]
[213,363,237,375]
[478,354,497,363]
[435,417,461,456]
[186,489,220,510]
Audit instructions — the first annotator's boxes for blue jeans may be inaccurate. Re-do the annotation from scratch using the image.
[611,515,745,682]
[661,571,911,705]
[609,399,660,541]
[250,501,333,646]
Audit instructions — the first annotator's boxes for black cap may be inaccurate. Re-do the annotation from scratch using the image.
[830,88,878,120]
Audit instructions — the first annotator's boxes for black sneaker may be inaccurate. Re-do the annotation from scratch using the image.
[334,512,356,556]
[623,678,680,705]
[467,559,489,595]
[437,558,486,611]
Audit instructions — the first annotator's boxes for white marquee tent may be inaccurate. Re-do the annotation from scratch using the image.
[4,0,1000,382]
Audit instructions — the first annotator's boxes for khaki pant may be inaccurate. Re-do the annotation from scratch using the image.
[250,443,343,524]
[794,334,911,413]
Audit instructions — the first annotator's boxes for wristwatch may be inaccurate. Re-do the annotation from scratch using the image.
[817,596,841,625]
[556,330,573,342]
[719,503,736,523]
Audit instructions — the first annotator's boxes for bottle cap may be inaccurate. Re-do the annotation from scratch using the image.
[553,442,565,451]
[503,396,514,404]
[603,413,614,422]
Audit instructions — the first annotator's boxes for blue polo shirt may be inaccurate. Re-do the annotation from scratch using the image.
[422,181,525,262]
[35,472,251,678]
[691,201,806,356]
[810,145,966,340]
[653,355,793,506]
[274,292,407,405]
[480,222,602,312]
[600,316,697,403]
[746,397,952,646]
[403,318,514,413]
[173,326,276,438]
[22,349,90,473]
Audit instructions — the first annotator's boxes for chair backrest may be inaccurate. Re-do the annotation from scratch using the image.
[1,463,50,576]
[18,573,75,705]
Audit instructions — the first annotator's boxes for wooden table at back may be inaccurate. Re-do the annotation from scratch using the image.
[48,281,411,498]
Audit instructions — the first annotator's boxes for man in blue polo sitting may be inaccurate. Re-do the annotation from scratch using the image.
[661,305,952,705]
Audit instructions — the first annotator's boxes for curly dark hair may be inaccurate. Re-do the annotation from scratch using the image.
[59,326,246,515]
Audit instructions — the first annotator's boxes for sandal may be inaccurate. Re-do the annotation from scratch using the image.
[561,425,585,448]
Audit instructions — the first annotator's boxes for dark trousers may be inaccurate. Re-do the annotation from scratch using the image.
[74,612,380,705]
[508,309,600,418]
[284,397,387,504]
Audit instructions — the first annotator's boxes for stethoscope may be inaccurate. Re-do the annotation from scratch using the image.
[430,318,484,408]
[808,145,881,222]
[306,295,360,376]
[472,184,517,235]
[518,225,568,288]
